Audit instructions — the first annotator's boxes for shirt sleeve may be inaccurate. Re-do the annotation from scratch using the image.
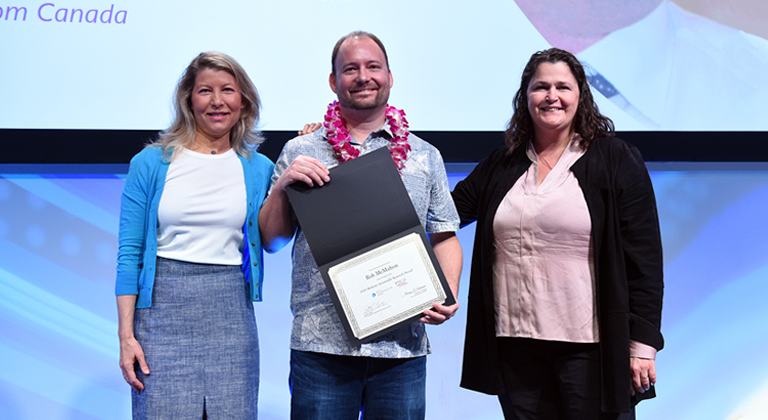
[266,141,295,197]
[614,142,665,351]
[630,340,657,359]
[115,151,152,296]
[425,147,460,234]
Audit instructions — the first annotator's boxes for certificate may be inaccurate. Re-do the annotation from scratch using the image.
[286,147,455,346]
[328,233,446,340]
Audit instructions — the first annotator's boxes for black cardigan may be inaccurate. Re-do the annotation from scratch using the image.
[452,137,664,413]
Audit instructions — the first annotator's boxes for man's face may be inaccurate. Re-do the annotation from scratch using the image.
[330,37,393,111]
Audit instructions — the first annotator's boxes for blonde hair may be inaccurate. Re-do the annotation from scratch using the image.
[150,52,264,160]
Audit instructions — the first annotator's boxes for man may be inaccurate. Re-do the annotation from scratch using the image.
[259,31,462,420]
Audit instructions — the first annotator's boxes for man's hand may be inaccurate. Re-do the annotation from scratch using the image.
[421,301,460,325]
[421,232,462,325]
[274,155,330,191]
[260,156,330,252]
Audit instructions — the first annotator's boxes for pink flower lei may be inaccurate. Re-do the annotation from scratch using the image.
[322,100,411,170]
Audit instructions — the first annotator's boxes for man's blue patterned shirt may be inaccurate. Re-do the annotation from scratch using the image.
[269,126,459,357]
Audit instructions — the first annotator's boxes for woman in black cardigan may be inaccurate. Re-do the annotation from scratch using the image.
[452,48,663,419]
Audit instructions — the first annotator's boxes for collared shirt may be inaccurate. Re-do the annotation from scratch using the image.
[269,126,460,357]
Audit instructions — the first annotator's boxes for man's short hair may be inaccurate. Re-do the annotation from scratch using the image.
[331,31,390,76]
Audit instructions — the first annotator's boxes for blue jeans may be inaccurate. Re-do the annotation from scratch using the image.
[289,350,426,420]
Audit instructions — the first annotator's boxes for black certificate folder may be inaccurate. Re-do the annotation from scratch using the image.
[286,147,455,346]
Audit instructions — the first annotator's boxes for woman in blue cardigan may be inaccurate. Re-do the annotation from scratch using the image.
[453,48,663,419]
[116,52,273,419]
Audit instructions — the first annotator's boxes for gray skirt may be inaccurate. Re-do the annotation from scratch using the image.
[133,257,259,419]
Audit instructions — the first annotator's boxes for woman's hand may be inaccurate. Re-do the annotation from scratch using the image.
[116,295,149,393]
[119,335,150,393]
[630,357,656,396]
[298,122,322,136]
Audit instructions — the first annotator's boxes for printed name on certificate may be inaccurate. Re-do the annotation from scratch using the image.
[328,233,446,339]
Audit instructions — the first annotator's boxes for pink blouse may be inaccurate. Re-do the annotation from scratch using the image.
[493,138,598,343]
[492,137,657,359]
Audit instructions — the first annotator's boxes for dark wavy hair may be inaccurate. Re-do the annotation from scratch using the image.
[505,48,614,151]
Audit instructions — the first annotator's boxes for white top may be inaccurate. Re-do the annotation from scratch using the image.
[493,138,599,343]
[157,148,247,265]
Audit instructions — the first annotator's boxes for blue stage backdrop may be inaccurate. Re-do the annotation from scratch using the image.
[1,163,768,419]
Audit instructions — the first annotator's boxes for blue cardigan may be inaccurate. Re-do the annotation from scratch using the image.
[115,146,274,308]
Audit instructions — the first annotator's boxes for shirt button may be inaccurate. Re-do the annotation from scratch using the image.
[249,222,253,226]
[251,242,255,246]
[253,262,258,266]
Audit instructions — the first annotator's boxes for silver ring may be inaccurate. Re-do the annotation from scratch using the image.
[641,376,649,379]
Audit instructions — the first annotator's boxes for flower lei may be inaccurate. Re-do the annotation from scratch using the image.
[322,100,411,170]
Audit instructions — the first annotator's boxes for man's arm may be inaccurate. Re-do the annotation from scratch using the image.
[259,156,330,253]
[421,231,462,325]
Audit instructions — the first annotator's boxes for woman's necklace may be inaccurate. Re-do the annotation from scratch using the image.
[539,154,555,170]
[193,141,229,155]
[536,136,572,170]
[322,100,411,170]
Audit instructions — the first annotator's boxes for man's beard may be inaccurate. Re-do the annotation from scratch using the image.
[338,84,389,110]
